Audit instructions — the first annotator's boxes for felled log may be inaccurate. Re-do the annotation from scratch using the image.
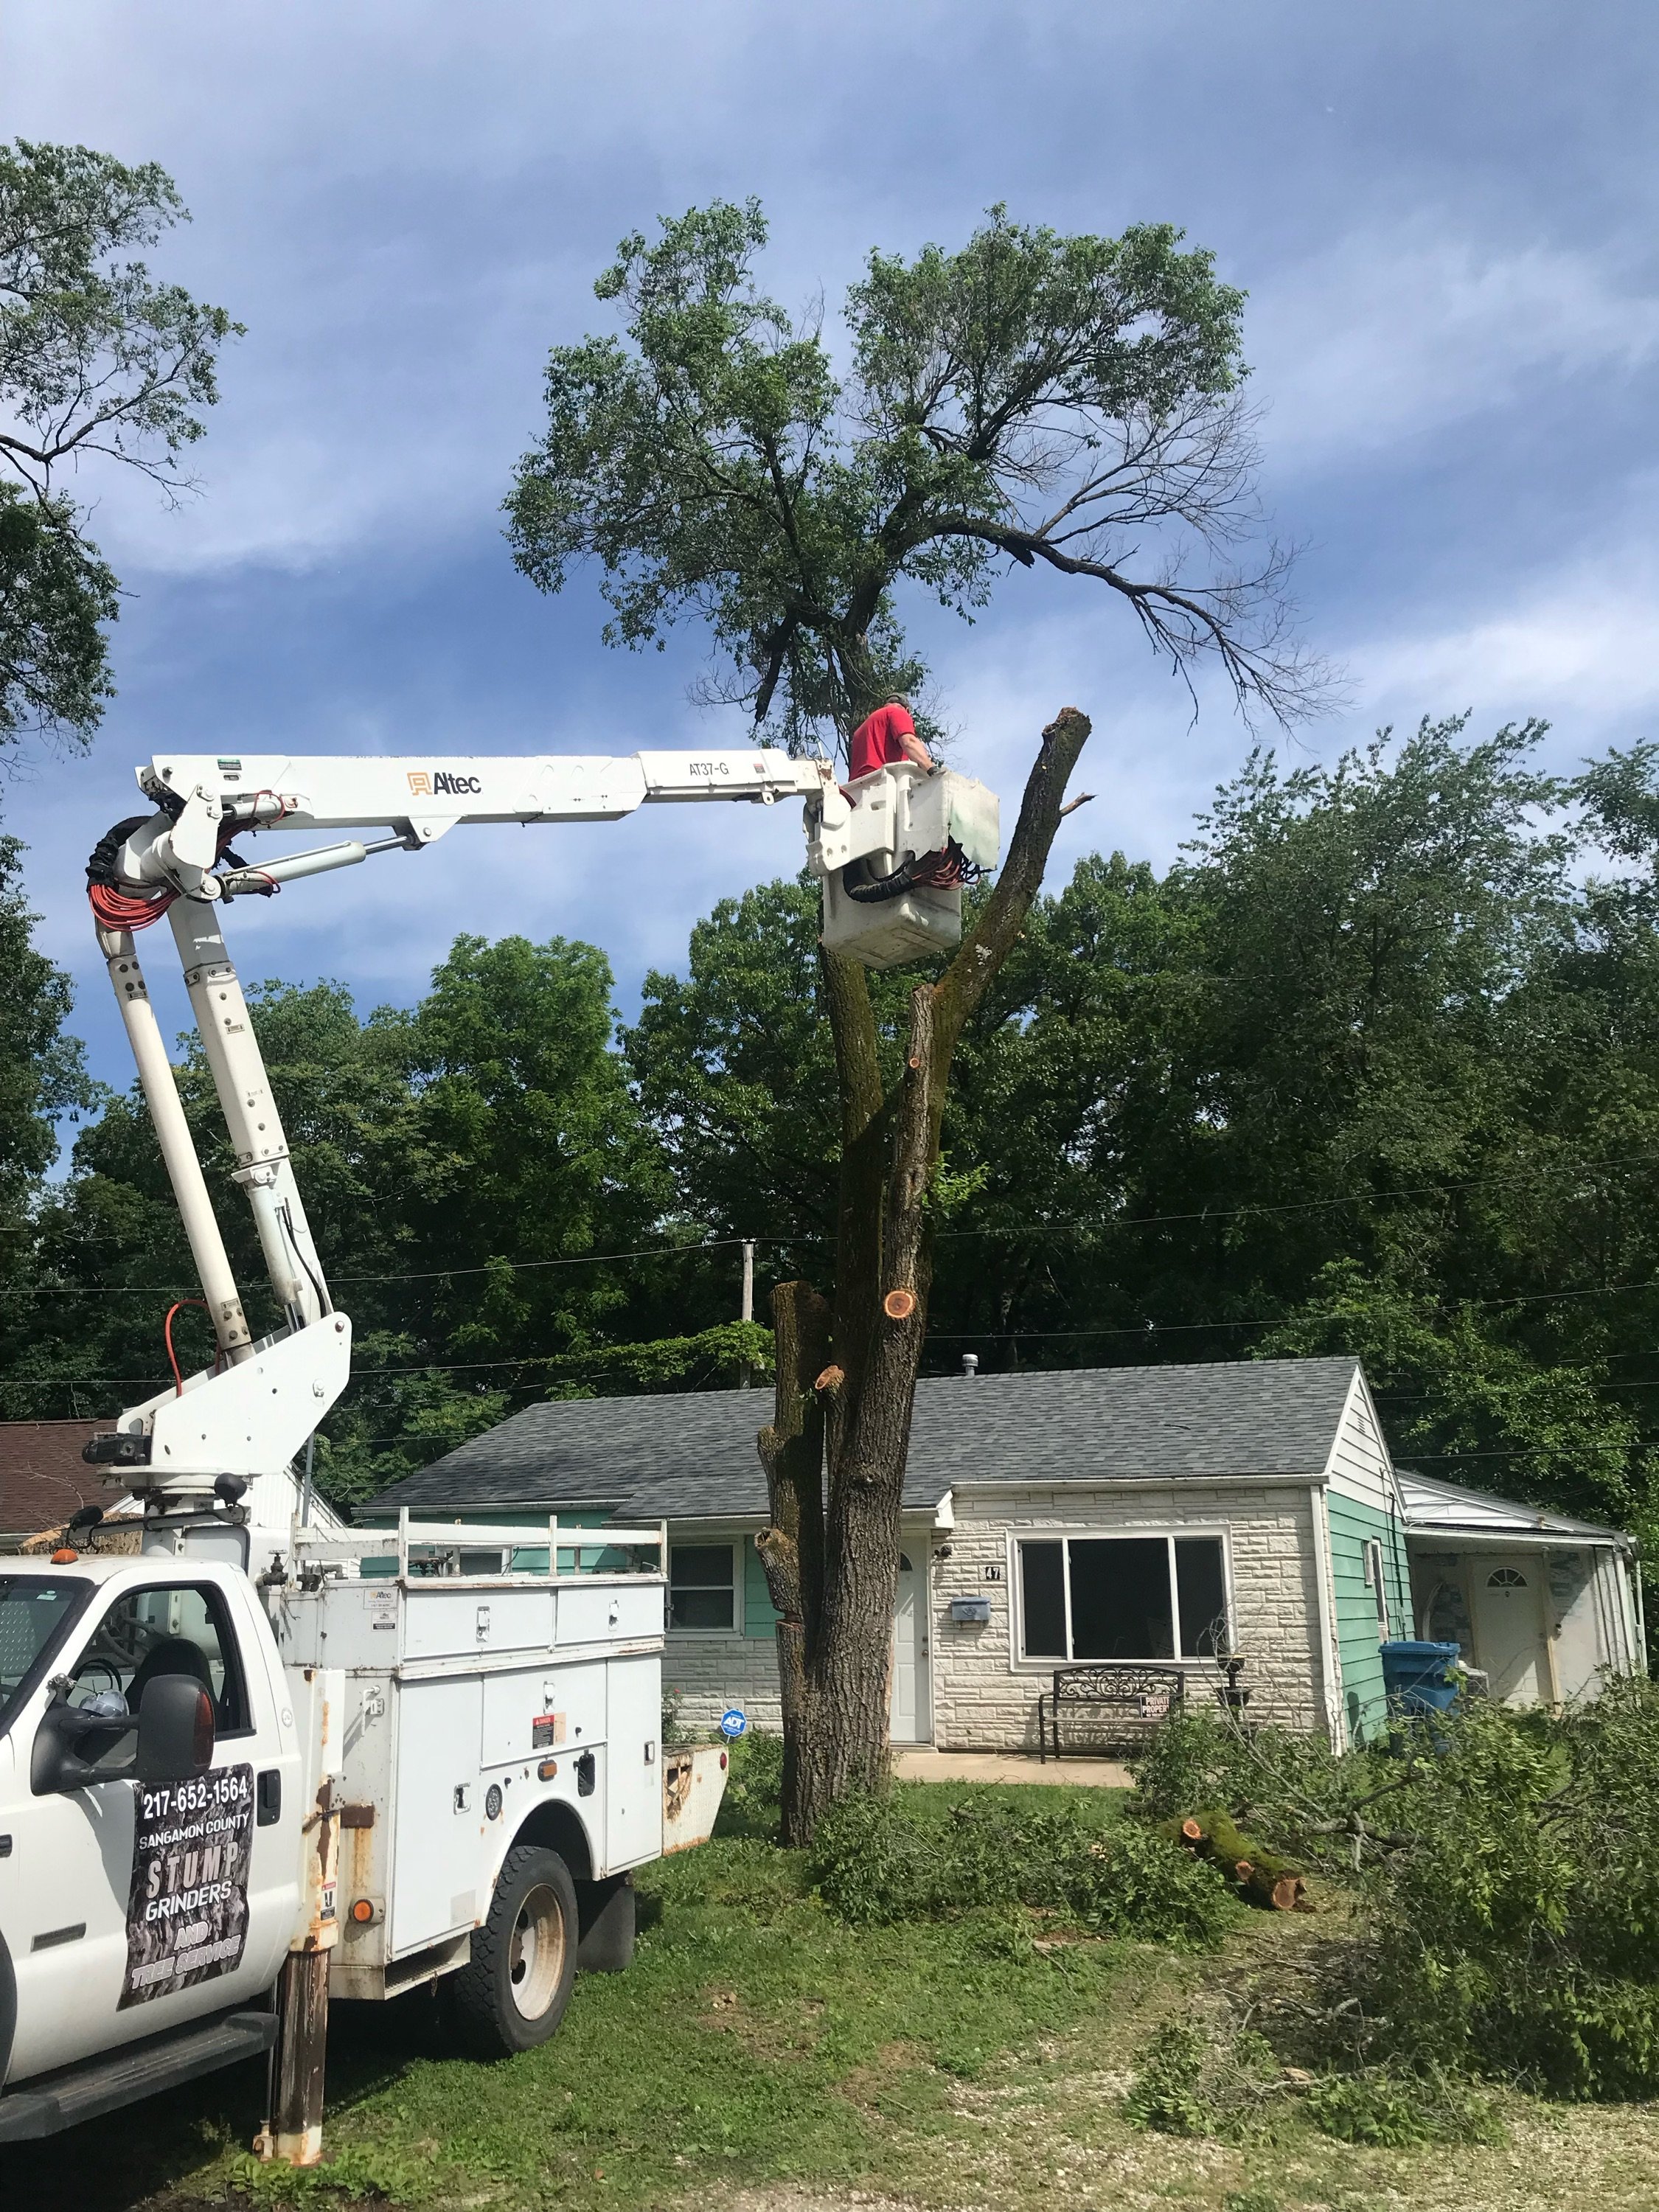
[1158,1808,1309,1912]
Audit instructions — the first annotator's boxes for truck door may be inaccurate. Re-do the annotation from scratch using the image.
[4,1574,297,2086]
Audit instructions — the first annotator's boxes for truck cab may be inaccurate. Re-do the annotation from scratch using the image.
[0,1521,725,2146]
[0,1557,305,2120]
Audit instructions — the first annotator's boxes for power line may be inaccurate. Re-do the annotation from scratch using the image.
[10,1258,1659,1381]
[0,1235,759,1300]
[9,1142,1659,1301]
[1400,1443,1659,1462]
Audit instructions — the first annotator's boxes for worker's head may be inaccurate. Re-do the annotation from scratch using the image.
[884,692,913,714]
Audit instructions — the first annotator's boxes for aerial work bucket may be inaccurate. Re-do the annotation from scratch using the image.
[809,762,1001,970]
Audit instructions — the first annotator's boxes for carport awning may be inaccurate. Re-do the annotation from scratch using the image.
[1397,1469,1630,1548]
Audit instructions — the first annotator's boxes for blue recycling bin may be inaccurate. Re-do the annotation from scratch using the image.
[1380,1639,1462,1718]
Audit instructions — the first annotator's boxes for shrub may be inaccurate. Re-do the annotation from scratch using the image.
[1124,2020,1285,2140]
[1302,2067,1503,2148]
[809,1788,1239,1948]
[1131,1705,1393,1880]
[1363,1680,1659,2098]
[1135,1679,1659,2102]
[1124,2019,1503,2149]
[714,1730,786,1840]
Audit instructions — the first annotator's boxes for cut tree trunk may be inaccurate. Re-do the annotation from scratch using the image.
[756,706,1093,1845]
[1161,1809,1310,1911]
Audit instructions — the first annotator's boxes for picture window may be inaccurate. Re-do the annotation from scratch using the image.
[1016,1535,1228,1662]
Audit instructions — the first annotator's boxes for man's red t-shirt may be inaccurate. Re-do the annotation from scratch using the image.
[849,703,917,781]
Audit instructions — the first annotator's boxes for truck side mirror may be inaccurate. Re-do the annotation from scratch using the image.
[29,1689,133,1795]
[136,1675,216,1784]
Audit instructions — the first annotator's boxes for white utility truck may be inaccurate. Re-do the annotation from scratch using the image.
[0,740,998,2161]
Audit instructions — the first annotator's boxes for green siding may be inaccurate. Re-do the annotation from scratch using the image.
[743,1537,779,1640]
[1326,1492,1412,1744]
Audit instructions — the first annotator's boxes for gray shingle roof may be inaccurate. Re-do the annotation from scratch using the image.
[365,1356,1360,1525]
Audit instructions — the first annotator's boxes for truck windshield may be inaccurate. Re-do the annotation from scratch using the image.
[0,1575,91,1733]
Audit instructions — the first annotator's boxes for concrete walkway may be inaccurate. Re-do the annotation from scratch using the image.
[892,1748,1133,1788]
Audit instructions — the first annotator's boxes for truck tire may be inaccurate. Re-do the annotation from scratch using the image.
[446,1846,577,2057]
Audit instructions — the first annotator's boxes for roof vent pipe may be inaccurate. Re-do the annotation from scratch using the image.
[961,1352,979,1377]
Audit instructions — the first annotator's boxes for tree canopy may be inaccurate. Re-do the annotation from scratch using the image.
[6,717,1659,1568]
[623,720,1659,1551]
[0,139,239,745]
[507,200,1319,752]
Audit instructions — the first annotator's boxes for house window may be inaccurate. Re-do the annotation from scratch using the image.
[1362,1539,1389,1631]
[1016,1535,1228,1663]
[669,1544,737,1632]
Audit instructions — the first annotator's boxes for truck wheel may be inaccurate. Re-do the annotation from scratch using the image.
[448,1846,578,2057]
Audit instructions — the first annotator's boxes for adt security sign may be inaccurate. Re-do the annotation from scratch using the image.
[720,1708,748,1739]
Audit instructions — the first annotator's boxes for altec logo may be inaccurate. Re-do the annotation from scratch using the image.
[406,769,482,799]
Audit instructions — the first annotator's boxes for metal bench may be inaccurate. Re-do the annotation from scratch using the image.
[1037,1663,1187,1761]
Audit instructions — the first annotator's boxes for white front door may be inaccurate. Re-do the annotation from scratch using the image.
[888,1554,930,1745]
[1474,1559,1548,1707]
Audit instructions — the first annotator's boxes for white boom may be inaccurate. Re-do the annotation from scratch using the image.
[84,741,998,1524]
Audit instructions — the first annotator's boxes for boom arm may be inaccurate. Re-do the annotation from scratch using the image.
[84,740,996,1522]
[116,748,835,902]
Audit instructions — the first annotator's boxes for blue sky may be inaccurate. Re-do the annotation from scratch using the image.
[4,1,1658,1113]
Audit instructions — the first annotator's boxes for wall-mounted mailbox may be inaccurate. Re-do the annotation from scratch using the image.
[949,1596,992,1624]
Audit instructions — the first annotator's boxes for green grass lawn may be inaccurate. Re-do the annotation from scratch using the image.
[8,1779,1659,2212]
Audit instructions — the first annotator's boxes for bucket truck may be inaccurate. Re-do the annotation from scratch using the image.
[0,742,998,2157]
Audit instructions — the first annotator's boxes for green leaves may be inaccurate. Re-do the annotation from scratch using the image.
[0,484,118,740]
[508,198,1310,751]
[0,139,240,747]
[0,139,238,478]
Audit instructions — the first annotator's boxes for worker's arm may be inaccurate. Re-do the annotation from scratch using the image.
[897,726,936,771]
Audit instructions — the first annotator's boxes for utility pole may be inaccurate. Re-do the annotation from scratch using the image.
[738,1239,756,1388]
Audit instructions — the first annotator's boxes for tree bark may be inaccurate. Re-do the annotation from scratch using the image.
[759,707,1093,1840]
[754,1279,831,1843]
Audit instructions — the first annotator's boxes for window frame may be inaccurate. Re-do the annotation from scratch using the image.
[64,1579,257,1746]
[1008,1527,1234,1670]
[667,1539,742,1638]
[1362,1537,1390,1632]
[0,1573,95,1742]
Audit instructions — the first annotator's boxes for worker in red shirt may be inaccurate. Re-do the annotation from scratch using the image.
[849,695,935,781]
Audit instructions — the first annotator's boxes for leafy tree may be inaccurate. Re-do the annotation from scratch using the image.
[507,199,1318,749]
[0,139,239,745]
[516,201,1318,1837]
[630,721,1659,1610]
[0,836,96,1373]
[18,935,691,1503]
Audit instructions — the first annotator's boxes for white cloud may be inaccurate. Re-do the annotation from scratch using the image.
[1340,523,1659,738]
[1254,232,1659,466]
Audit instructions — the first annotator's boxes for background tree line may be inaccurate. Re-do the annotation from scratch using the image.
[4,712,1659,1562]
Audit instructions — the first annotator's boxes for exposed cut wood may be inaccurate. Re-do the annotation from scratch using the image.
[1161,1808,1310,1912]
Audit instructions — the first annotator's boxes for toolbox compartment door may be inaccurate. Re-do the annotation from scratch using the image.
[557,1581,663,1648]
[479,1663,605,1770]
[389,1676,483,1955]
[603,1655,663,1870]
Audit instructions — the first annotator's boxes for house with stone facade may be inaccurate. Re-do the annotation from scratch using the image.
[365,1355,1643,1750]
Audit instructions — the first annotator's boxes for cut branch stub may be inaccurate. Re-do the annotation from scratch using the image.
[814,1363,845,1393]
[883,1289,917,1321]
